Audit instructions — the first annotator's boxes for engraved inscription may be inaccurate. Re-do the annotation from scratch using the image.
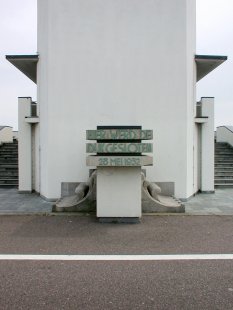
[86,129,153,140]
[86,156,153,167]
[86,143,153,153]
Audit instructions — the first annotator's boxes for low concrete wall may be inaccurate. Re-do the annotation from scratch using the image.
[0,126,13,144]
[216,126,233,147]
[13,131,18,140]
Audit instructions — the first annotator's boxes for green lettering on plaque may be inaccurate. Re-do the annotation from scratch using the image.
[86,129,153,140]
[87,155,153,166]
[86,143,153,153]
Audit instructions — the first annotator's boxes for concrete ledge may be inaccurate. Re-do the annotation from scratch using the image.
[25,117,39,123]
[98,217,140,224]
[40,194,58,202]
[200,190,215,194]
[195,117,208,124]
[18,190,32,194]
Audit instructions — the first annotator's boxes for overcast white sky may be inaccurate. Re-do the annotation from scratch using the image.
[0,0,232,130]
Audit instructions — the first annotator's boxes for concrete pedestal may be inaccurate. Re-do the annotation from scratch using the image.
[97,167,141,220]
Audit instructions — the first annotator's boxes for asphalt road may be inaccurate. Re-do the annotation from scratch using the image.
[0,215,233,309]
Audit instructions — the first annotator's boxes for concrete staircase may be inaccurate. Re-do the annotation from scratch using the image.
[0,140,18,187]
[215,142,233,187]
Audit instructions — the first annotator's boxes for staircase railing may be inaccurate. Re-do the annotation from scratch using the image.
[216,126,233,147]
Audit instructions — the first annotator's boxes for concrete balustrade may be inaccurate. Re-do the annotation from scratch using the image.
[0,126,13,145]
[216,126,233,147]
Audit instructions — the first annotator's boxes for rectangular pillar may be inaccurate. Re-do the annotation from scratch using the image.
[97,167,141,218]
[18,97,32,192]
[201,97,215,192]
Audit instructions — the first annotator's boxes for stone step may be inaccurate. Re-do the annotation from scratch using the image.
[214,169,233,176]
[215,172,233,176]
[0,179,19,185]
[0,173,18,177]
[215,159,233,162]
[214,174,233,180]
[215,142,232,146]
[215,151,233,154]
[0,155,18,159]
[0,161,18,164]
[215,155,233,158]
[0,156,18,160]
[215,162,233,165]
[215,158,233,161]
[0,164,18,169]
[215,175,233,178]
[215,148,232,150]
[0,146,18,149]
[215,152,232,154]
[0,174,18,182]
[215,183,233,187]
[214,178,233,184]
[215,168,233,172]
[0,141,18,185]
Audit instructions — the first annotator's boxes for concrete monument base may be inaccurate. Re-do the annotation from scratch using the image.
[97,167,141,218]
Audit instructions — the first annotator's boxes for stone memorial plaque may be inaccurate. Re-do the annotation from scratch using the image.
[86,129,153,140]
[86,155,153,167]
[86,143,153,153]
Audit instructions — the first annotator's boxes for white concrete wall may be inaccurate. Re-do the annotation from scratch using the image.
[216,126,233,147]
[37,0,196,200]
[37,0,49,197]
[0,127,13,144]
[186,0,196,198]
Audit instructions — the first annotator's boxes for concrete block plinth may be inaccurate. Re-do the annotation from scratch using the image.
[97,167,141,219]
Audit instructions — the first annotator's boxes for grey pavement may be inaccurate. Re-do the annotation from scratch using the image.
[0,215,233,309]
[185,188,233,215]
[0,188,52,214]
[1,187,233,215]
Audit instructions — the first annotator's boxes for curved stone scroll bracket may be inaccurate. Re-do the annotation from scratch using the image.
[141,172,185,213]
[54,170,184,213]
[53,171,97,212]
